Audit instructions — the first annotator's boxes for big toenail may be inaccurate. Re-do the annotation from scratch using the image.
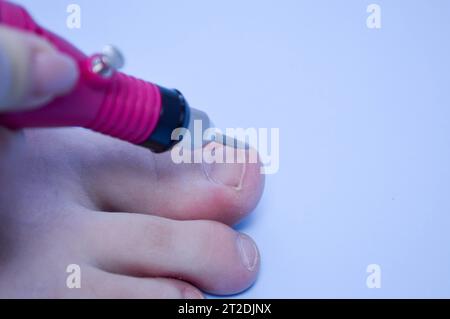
[202,142,247,190]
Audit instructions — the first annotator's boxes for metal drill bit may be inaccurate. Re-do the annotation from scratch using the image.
[188,108,248,150]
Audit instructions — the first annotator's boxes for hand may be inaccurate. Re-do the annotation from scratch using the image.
[0,127,264,298]
[0,25,78,112]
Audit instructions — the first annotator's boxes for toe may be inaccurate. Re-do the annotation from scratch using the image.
[84,212,260,295]
[75,267,203,299]
[73,128,264,225]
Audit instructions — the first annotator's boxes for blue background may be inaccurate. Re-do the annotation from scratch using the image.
[15,0,450,297]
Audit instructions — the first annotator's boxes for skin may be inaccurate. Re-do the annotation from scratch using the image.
[0,23,264,299]
[0,127,264,298]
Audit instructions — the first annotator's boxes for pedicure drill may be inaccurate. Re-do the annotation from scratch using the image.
[0,0,214,153]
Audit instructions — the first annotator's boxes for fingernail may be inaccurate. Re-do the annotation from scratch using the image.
[237,234,259,272]
[32,51,79,97]
[182,288,204,299]
[202,142,247,190]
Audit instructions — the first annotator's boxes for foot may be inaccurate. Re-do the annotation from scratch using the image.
[0,127,264,298]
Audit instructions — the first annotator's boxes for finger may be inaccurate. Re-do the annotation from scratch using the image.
[0,26,78,112]
[68,128,264,225]
[85,212,260,295]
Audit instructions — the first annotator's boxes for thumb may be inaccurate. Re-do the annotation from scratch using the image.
[0,25,79,113]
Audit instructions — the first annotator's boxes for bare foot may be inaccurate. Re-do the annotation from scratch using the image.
[0,127,264,298]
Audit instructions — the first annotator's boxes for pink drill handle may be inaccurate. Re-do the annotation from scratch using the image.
[0,1,189,152]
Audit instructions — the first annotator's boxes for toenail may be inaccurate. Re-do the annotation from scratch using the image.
[237,233,259,272]
[202,143,247,190]
[182,287,204,299]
